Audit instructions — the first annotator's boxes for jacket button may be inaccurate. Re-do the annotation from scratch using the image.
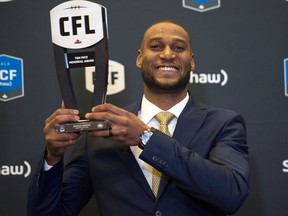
[155,210,162,216]
[152,156,159,161]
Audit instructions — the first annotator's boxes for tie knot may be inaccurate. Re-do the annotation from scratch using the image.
[155,111,175,127]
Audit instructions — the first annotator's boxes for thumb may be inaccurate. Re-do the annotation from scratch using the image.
[61,100,66,109]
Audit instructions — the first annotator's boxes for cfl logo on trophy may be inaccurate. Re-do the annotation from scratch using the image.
[0,54,24,102]
[50,0,107,49]
[85,60,125,95]
[284,58,288,96]
[183,0,221,12]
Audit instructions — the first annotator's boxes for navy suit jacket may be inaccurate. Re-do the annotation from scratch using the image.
[27,96,249,216]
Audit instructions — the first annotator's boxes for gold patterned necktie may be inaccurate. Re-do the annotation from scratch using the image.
[152,111,175,197]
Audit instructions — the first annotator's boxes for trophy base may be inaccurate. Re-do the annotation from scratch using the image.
[56,119,111,133]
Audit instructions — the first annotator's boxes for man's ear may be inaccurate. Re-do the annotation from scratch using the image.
[136,49,142,68]
[190,53,195,71]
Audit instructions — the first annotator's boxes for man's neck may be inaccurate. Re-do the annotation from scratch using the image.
[144,88,188,111]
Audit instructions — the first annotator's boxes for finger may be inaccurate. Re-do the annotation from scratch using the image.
[46,108,80,125]
[87,123,116,137]
[91,103,126,116]
[86,104,132,122]
[108,126,113,137]
[45,127,79,139]
[85,112,127,128]
[46,136,78,160]
[46,132,80,151]
[52,135,79,147]
[44,115,80,135]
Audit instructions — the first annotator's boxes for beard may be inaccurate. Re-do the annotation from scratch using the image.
[141,70,190,93]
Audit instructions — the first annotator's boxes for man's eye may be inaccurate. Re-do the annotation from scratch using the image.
[150,45,162,50]
[173,46,184,51]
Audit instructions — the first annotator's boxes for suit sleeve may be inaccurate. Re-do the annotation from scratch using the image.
[27,134,93,216]
[139,111,249,214]
[27,152,64,216]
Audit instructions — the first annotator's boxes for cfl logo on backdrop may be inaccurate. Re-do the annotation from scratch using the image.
[284,58,288,96]
[0,161,31,178]
[85,60,125,95]
[183,0,221,12]
[0,54,24,102]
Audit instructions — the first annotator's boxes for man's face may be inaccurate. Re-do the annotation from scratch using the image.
[136,22,195,93]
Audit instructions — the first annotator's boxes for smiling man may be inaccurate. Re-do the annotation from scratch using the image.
[28,19,249,216]
[137,21,194,96]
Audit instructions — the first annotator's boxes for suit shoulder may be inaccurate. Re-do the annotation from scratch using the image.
[197,102,244,121]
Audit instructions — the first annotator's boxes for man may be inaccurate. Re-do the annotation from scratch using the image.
[28,20,249,216]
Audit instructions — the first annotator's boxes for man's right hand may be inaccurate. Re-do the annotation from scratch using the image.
[43,103,80,166]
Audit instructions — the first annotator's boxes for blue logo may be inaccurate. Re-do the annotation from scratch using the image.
[0,54,24,101]
[194,0,209,2]
[182,0,221,12]
[284,58,288,96]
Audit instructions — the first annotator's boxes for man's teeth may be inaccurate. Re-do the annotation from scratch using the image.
[158,67,177,71]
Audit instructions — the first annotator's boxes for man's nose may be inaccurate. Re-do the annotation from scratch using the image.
[159,46,176,60]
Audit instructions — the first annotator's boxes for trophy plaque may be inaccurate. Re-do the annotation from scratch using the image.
[50,0,110,133]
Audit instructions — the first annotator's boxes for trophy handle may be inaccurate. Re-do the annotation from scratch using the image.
[53,44,78,109]
[92,7,109,106]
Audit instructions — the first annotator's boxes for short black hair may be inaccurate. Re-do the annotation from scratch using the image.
[140,19,192,51]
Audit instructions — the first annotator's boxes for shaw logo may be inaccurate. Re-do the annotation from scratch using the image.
[0,161,31,178]
[284,58,288,96]
[85,60,125,95]
[190,69,228,86]
[183,0,221,12]
[0,54,24,102]
[282,160,288,172]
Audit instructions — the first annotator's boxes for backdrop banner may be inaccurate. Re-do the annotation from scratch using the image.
[0,0,288,215]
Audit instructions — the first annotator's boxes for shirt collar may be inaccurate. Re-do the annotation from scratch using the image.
[140,93,189,124]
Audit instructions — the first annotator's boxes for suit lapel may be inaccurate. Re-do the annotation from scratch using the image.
[117,102,155,199]
[116,98,209,200]
[157,97,208,198]
[173,98,208,145]
[117,145,155,199]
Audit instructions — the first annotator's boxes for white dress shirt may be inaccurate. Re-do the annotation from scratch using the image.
[130,93,189,188]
